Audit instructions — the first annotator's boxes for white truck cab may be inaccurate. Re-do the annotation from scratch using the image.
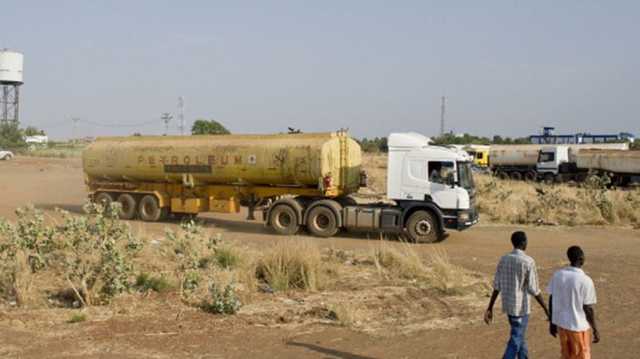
[387,133,478,234]
[537,145,570,181]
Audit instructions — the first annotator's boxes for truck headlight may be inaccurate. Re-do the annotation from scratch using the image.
[458,211,470,222]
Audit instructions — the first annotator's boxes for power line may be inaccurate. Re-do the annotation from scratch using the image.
[77,118,160,127]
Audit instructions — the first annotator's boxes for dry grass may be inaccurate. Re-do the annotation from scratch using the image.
[372,242,478,294]
[255,239,326,291]
[328,302,361,327]
[475,174,640,227]
[428,248,468,294]
[372,241,430,280]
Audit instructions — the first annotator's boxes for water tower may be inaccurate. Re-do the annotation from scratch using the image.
[0,49,24,125]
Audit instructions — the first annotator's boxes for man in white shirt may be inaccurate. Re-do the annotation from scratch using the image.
[547,246,600,359]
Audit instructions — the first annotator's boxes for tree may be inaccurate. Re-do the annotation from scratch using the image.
[24,126,45,136]
[0,122,25,148]
[191,119,230,135]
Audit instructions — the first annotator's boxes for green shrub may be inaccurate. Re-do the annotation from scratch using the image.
[135,273,172,293]
[201,283,241,314]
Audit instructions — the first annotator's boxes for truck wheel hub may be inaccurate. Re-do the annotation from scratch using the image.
[415,220,432,235]
[315,214,330,229]
[278,213,291,226]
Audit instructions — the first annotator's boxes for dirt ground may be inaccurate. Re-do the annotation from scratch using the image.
[1,156,639,358]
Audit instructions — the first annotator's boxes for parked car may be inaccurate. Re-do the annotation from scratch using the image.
[0,150,14,160]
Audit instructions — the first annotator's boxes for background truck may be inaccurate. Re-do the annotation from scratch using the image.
[576,149,640,186]
[82,131,478,243]
[463,145,490,168]
[490,143,630,182]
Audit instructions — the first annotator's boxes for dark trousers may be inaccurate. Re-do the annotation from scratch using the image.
[503,314,529,359]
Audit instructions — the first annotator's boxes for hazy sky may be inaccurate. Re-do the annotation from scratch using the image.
[3,0,638,139]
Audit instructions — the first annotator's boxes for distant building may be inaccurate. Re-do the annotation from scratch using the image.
[529,127,635,145]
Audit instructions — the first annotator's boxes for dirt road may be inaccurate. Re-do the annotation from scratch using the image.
[1,157,639,358]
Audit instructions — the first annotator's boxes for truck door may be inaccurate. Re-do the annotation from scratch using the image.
[400,157,429,200]
[537,149,557,175]
[428,161,458,208]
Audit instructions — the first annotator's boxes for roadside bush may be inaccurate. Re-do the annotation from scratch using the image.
[0,203,143,307]
[163,221,225,296]
[135,273,172,293]
[201,282,242,314]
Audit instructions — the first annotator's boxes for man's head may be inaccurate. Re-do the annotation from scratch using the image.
[567,246,585,267]
[511,231,527,250]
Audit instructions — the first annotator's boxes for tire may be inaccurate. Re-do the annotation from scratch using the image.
[94,192,113,209]
[116,193,137,220]
[510,172,523,181]
[269,204,300,235]
[138,195,166,222]
[405,210,439,243]
[524,171,537,182]
[306,205,339,238]
[497,171,510,180]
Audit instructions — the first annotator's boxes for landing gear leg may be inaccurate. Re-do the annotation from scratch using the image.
[246,194,258,221]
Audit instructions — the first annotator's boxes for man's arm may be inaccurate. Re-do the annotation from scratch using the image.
[584,304,600,343]
[528,262,550,319]
[549,295,557,337]
[535,293,550,320]
[484,289,500,324]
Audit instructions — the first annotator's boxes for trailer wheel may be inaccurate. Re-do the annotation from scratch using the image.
[269,204,300,235]
[138,195,167,222]
[116,193,137,220]
[543,173,555,184]
[406,210,439,243]
[524,171,537,182]
[510,172,523,181]
[94,192,113,210]
[497,171,510,180]
[306,205,339,238]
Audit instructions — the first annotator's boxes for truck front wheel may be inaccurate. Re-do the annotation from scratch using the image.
[405,210,439,243]
[306,206,339,238]
[270,204,300,235]
[116,193,137,220]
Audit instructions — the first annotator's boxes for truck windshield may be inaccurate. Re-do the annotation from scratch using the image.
[457,162,475,190]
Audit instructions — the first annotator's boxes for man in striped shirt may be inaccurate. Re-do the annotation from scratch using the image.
[485,231,550,359]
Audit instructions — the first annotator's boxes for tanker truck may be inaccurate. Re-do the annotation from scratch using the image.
[490,143,630,182]
[576,149,640,186]
[82,131,478,243]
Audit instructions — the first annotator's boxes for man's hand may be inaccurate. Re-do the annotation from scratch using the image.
[549,323,557,338]
[484,309,493,325]
[593,329,600,344]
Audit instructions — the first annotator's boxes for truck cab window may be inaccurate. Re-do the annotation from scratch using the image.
[539,152,555,162]
[476,153,483,160]
[428,161,454,184]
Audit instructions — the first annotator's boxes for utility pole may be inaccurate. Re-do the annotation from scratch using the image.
[440,96,446,136]
[177,96,185,135]
[161,113,173,136]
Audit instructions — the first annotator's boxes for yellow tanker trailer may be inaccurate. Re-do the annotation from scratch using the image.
[83,131,479,242]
